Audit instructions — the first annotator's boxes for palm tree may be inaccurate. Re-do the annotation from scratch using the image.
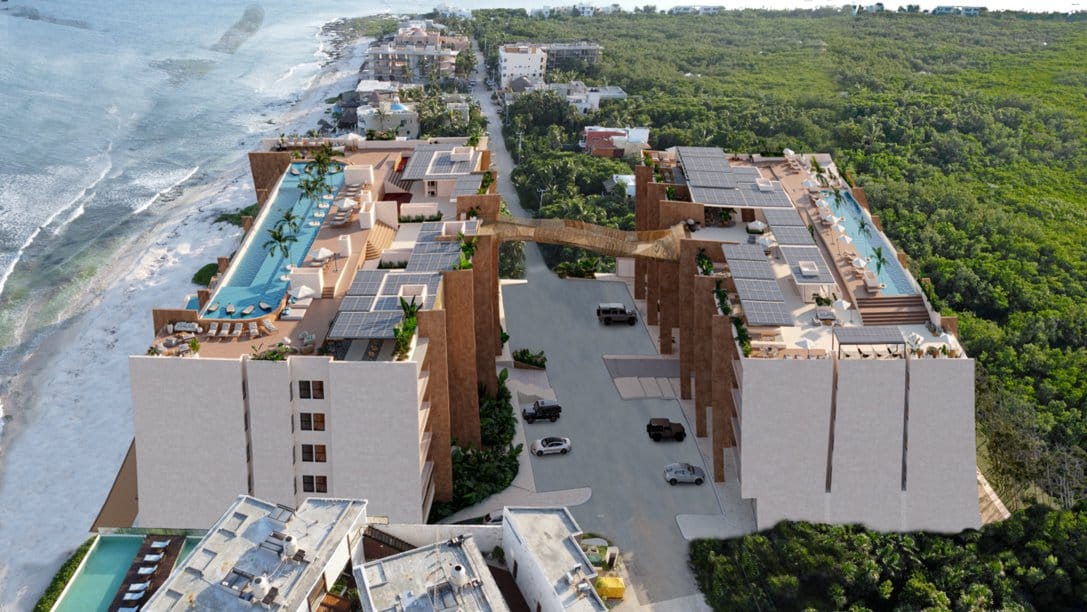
[277,210,301,233]
[298,176,324,203]
[872,246,888,275]
[856,217,871,236]
[263,227,298,259]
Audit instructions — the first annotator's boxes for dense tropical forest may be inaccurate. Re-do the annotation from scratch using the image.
[690,503,1087,610]
[461,8,1087,509]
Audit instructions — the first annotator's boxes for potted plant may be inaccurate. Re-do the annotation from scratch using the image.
[925,345,941,358]
[187,337,201,357]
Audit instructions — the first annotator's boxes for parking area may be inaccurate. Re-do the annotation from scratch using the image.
[502,276,722,604]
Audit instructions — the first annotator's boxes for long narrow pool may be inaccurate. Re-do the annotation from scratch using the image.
[822,190,917,295]
[202,162,343,319]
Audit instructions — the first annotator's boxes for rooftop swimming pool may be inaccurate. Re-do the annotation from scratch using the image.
[54,535,203,611]
[822,190,917,296]
[202,162,343,320]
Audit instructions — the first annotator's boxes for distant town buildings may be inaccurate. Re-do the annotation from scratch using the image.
[368,20,467,82]
[580,126,650,157]
[668,5,725,15]
[932,5,987,14]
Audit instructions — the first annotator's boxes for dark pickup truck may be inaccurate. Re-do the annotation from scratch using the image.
[647,418,686,442]
[522,399,562,423]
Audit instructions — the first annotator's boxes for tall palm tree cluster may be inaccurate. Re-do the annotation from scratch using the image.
[264,144,338,260]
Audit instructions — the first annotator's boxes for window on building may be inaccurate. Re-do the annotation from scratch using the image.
[298,380,311,399]
[298,380,326,400]
[302,475,328,493]
[301,444,327,463]
[299,412,326,431]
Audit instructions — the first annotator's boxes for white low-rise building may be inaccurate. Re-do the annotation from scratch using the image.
[498,44,547,89]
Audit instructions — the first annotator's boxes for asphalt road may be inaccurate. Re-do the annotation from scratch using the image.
[472,52,723,603]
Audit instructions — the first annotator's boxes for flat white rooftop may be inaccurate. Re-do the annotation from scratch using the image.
[504,508,606,611]
[361,534,507,612]
[146,496,367,611]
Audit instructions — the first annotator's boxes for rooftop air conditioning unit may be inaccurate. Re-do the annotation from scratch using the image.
[282,535,300,560]
[251,575,272,601]
[450,564,470,589]
[450,147,473,162]
[756,178,773,192]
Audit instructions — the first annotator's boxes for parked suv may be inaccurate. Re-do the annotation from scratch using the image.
[646,418,686,442]
[522,399,562,423]
[596,303,637,326]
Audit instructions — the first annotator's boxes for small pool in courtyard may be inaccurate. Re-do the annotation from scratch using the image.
[202,162,344,320]
[821,190,917,295]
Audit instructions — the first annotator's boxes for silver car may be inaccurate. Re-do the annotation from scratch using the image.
[663,462,706,485]
[531,436,571,457]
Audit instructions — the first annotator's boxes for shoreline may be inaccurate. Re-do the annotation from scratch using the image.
[0,21,373,609]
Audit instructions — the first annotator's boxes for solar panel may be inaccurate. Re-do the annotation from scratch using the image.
[372,296,402,311]
[347,270,388,296]
[835,327,907,345]
[685,170,737,189]
[689,183,793,209]
[762,208,806,227]
[740,299,795,327]
[406,249,460,272]
[383,272,442,296]
[722,244,768,262]
[328,311,403,339]
[676,146,724,158]
[772,226,815,246]
[734,279,786,303]
[727,258,777,280]
[780,246,837,285]
[339,296,375,312]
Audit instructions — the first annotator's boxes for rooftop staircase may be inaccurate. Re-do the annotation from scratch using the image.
[855,294,931,326]
[365,221,397,261]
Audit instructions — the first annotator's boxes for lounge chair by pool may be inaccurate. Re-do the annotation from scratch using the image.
[118,607,141,612]
[259,302,272,311]
[150,539,171,549]
[207,302,219,313]
[240,305,255,316]
[231,323,243,337]
[144,552,163,563]
[226,304,236,315]
[206,322,219,337]
[263,320,278,333]
[137,565,158,575]
[247,321,260,337]
[128,581,151,592]
[122,592,144,601]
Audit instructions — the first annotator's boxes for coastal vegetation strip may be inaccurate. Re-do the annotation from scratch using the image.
[33,536,95,612]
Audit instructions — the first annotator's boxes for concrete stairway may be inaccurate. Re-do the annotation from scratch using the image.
[364,221,396,261]
[855,294,930,326]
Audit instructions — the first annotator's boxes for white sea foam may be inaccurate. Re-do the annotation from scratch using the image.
[130,165,200,214]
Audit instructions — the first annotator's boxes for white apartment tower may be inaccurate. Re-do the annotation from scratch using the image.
[498,44,547,89]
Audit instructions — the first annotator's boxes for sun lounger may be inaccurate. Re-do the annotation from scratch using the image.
[240,305,255,316]
[280,308,307,321]
[218,324,232,338]
[123,591,144,601]
[226,304,236,315]
[248,322,260,337]
[230,323,243,338]
[259,302,272,311]
[118,607,141,612]
[128,581,151,592]
[144,552,164,563]
[207,302,220,313]
[293,297,313,309]
[206,322,219,337]
[263,319,278,333]
[137,565,158,575]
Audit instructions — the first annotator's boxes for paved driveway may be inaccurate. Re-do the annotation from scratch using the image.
[503,278,723,603]
[473,46,721,603]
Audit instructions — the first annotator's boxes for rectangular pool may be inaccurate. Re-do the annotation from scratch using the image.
[822,190,917,295]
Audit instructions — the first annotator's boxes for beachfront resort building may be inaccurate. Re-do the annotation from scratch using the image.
[498,44,547,89]
[629,147,980,532]
[130,137,506,529]
[368,21,467,82]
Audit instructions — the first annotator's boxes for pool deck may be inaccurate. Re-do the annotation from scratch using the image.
[105,536,186,611]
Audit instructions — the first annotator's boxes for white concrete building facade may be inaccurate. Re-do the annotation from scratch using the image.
[499,44,547,89]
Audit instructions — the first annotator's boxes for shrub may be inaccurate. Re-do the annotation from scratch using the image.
[377,260,408,269]
[215,203,259,227]
[34,537,95,612]
[512,348,547,369]
[191,263,219,286]
[398,213,444,223]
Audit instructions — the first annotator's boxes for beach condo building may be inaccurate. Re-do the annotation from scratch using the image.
[498,44,547,89]
[630,147,981,532]
[130,136,506,529]
[368,21,465,82]
[539,42,604,69]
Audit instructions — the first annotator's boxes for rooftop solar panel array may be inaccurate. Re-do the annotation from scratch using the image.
[329,311,403,339]
[339,295,376,312]
[761,208,806,227]
[722,243,768,262]
[771,226,816,246]
[780,246,837,285]
[740,299,794,327]
[835,326,907,345]
[689,183,793,209]
[727,258,777,280]
[347,270,389,296]
[452,174,484,198]
[734,278,786,303]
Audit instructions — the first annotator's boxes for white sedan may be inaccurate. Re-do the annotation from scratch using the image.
[531,436,572,457]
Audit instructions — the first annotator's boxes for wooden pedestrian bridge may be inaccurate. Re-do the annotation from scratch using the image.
[479,216,688,262]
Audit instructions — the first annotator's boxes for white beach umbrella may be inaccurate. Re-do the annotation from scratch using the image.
[314,247,334,261]
[339,197,358,210]
[839,234,854,245]
[748,220,768,232]
[796,338,817,350]
[834,298,852,312]
[851,257,867,269]
[290,285,316,300]
[757,235,774,248]
[345,132,365,143]
[907,332,925,348]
